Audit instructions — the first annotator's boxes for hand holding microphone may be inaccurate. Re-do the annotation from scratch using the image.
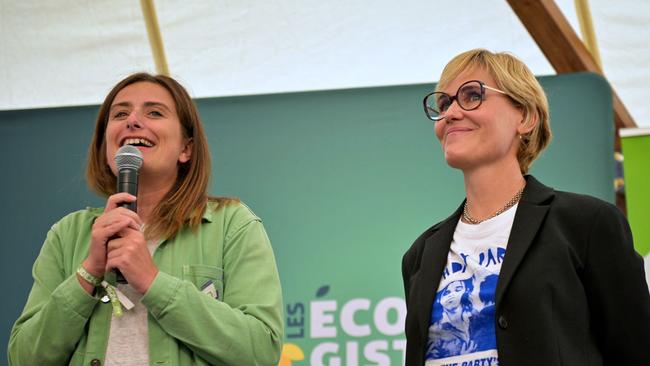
[82,192,140,294]
[83,145,147,289]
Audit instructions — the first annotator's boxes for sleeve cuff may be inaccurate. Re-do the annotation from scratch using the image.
[141,270,182,318]
[52,273,100,320]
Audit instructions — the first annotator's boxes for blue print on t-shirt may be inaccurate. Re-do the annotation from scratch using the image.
[426,272,499,360]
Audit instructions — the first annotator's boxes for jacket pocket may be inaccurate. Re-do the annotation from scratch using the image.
[182,264,224,301]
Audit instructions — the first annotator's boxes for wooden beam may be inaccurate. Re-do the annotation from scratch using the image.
[575,0,603,70]
[140,0,170,76]
[507,0,636,130]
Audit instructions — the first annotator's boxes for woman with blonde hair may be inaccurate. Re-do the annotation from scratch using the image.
[9,73,283,365]
[402,49,650,366]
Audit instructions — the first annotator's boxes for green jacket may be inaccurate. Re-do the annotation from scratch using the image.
[9,201,283,365]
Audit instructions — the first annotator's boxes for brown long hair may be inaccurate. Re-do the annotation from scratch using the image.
[86,73,233,240]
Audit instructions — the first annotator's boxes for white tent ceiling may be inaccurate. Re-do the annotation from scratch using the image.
[1,0,649,127]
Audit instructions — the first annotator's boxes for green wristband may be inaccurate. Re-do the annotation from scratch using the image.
[77,266,103,287]
[102,282,123,317]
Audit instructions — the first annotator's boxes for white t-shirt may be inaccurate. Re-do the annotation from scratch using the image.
[104,240,160,366]
[425,204,518,366]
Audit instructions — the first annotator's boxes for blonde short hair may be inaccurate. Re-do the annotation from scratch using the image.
[437,49,552,174]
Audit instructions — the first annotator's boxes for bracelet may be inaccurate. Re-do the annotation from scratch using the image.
[77,266,103,287]
[76,266,124,317]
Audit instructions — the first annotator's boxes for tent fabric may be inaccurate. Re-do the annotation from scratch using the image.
[1,0,649,127]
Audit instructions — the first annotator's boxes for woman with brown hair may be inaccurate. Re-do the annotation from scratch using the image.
[9,73,283,365]
[402,49,650,365]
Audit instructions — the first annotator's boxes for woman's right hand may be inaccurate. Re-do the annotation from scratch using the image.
[80,193,141,284]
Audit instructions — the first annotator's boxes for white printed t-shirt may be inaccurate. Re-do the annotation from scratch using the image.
[425,204,518,366]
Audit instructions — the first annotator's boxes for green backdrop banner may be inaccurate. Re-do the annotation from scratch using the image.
[0,72,614,365]
[621,128,650,261]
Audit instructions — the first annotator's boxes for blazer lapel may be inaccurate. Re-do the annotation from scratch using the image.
[495,175,554,306]
[413,205,463,340]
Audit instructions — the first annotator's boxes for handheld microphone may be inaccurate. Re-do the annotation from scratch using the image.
[113,145,143,283]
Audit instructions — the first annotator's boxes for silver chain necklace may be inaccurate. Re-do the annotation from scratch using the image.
[463,184,525,225]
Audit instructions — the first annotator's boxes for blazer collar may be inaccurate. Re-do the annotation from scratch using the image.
[495,175,555,305]
[414,202,464,339]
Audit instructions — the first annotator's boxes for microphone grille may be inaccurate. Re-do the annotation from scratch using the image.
[115,145,143,171]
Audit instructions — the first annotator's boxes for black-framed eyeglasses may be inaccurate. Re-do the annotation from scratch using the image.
[422,80,508,121]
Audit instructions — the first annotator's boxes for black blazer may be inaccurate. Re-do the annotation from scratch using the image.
[402,176,650,366]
